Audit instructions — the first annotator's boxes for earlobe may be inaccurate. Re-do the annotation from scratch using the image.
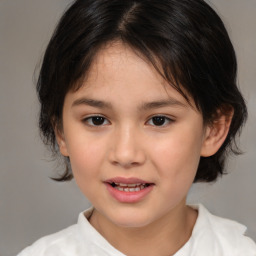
[201,109,233,157]
[55,129,69,157]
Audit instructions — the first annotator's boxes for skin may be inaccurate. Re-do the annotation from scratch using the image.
[56,42,231,255]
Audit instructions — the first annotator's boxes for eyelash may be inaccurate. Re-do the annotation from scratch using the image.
[82,115,110,126]
[146,115,174,127]
[82,115,174,127]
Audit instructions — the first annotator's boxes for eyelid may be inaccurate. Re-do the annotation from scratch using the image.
[82,115,111,126]
[146,115,175,127]
[81,114,175,127]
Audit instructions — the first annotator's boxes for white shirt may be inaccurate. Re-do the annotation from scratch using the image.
[18,204,256,256]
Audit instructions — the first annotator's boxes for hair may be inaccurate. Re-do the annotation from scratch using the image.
[37,0,247,182]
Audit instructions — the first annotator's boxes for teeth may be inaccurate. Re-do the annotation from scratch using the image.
[112,183,149,192]
[115,183,145,187]
[128,184,136,187]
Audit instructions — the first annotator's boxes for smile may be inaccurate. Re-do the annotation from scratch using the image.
[105,178,154,203]
[110,182,151,192]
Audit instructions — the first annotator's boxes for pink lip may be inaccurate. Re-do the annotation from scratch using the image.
[104,177,154,203]
[105,176,151,184]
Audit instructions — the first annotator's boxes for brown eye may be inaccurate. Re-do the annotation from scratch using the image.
[152,116,166,126]
[147,116,173,127]
[84,116,109,126]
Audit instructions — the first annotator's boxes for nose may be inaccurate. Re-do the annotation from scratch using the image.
[108,125,146,168]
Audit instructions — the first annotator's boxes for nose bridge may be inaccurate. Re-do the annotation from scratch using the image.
[109,123,145,167]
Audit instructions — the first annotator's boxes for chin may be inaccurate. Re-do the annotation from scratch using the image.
[107,209,155,229]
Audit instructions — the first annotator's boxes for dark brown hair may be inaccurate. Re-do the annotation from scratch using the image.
[37,0,247,182]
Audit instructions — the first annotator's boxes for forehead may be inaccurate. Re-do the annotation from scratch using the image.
[86,42,164,87]
[68,42,196,110]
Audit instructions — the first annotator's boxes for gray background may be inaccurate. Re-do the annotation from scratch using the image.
[0,0,255,255]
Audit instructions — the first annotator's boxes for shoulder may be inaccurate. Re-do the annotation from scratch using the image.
[17,208,95,256]
[191,204,256,256]
[17,207,126,256]
[17,224,79,256]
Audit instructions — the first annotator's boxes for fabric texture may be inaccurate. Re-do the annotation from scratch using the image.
[17,204,256,256]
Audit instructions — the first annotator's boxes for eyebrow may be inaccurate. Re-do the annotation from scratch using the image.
[72,98,112,109]
[139,99,187,110]
[72,97,187,110]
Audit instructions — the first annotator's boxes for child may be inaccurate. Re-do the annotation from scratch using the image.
[18,0,256,255]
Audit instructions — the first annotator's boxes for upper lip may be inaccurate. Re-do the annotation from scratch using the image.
[104,177,153,185]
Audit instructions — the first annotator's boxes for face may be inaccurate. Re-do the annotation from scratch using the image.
[58,42,209,228]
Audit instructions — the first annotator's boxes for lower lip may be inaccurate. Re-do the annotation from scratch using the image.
[105,183,154,203]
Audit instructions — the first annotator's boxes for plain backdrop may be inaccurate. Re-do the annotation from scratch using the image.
[0,0,255,255]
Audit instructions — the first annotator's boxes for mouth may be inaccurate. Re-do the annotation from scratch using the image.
[104,177,154,203]
[109,182,152,192]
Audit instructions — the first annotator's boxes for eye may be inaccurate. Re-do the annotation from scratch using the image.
[83,116,110,126]
[147,116,173,127]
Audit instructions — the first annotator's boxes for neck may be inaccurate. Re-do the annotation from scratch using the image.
[89,201,198,256]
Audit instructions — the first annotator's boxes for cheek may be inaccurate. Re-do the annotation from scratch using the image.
[151,133,202,206]
[68,140,107,201]
[151,128,203,179]
[67,137,106,180]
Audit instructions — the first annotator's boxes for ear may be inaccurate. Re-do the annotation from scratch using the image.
[201,108,234,157]
[54,126,69,157]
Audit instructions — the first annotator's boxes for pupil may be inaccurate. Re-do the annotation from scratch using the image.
[92,116,105,125]
[153,116,165,126]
